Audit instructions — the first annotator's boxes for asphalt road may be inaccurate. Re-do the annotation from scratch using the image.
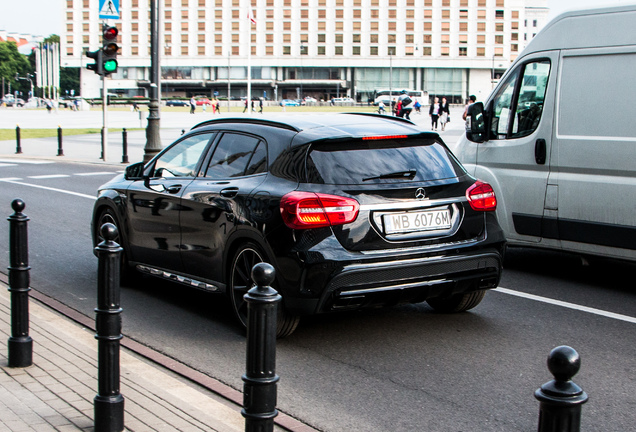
[0,111,635,431]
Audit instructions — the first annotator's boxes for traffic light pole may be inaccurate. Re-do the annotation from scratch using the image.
[102,75,108,162]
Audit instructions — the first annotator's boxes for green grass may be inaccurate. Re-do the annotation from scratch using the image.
[0,128,141,141]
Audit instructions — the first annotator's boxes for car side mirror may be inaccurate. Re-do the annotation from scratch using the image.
[465,102,487,143]
[124,162,146,181]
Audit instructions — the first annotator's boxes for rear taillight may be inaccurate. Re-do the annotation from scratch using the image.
[466,181,497,211]
[280,192,360,229]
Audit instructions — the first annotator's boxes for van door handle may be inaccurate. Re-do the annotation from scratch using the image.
[220,187,239,198]
[535,139,546,165]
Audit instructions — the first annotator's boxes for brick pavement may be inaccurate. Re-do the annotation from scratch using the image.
[0,286,247,432]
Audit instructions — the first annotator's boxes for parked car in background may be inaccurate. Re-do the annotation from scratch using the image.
[166,99,189,107]
[332,97,355,105]
[195,97,211,106]
[92,114,505,338]
[280,99,300,106]
[2,95,25,107]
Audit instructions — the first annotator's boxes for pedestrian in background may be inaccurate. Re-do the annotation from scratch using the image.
[190,96,196,114]
[439,97,450,131]
[463,95,477,121]
[429,97,440,130]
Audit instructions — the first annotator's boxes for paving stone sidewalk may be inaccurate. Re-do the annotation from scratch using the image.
[0,285,246,432]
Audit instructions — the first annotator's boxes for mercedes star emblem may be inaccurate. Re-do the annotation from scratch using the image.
[415,188,426,200]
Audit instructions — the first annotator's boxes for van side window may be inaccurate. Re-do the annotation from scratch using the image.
[510,61,550,138]
[489,60,550,139]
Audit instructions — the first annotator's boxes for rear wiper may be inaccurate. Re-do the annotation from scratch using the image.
[362,170,416,181]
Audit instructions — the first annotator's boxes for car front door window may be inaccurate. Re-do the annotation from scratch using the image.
[153,133,213,178]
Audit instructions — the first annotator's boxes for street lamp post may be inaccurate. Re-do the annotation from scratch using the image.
[144,0,162,163]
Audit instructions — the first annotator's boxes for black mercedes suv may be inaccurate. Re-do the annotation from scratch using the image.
[92,113,505,337]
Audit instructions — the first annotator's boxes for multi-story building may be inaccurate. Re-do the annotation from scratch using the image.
[61,0,548,103]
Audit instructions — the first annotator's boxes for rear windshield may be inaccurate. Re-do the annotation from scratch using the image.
[304,138,464,184]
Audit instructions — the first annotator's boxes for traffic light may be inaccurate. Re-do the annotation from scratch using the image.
[86,49,103,75]
[101,25,119,75]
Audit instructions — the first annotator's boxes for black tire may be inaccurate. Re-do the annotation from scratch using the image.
[426,290,486,313]
[229,243,300,338]
[95,208,136,284]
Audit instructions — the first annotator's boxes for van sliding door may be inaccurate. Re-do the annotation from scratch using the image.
[554,48,636,259]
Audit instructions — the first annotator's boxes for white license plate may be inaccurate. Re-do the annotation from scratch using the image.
[383,208,452,234]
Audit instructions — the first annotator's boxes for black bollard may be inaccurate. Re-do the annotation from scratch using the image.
[241,263,280,432]
[94,223,125,432]
[121,128,129,164]
[7,199,33,367]
[57,126,64,156]
[15,125,22,154]
[535,346,588,432]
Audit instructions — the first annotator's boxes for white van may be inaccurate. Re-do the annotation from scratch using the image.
[455,5,636,262]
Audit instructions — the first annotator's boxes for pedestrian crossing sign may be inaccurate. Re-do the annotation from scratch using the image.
[99,0,120,19]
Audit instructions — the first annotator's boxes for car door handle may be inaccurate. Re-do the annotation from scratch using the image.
[220,187,239,198]
[535,139,546,165]
[165,184,182,194]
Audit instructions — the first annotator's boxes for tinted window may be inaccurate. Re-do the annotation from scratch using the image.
[205,133,264,178]
[153,133,213,178]
[305,139,463,185]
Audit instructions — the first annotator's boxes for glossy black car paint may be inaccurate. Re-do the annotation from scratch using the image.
[92,114,505,322]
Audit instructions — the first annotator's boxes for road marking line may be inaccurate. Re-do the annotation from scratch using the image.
[494,287,636,324]
[0,159,53,164]
[0,177,23,181]
[0,163,18,167]
[74,172,118,176]
[28,174,70,179]
[0,179,95,200]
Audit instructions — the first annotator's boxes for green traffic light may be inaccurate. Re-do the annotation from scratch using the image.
[103,59,118,73]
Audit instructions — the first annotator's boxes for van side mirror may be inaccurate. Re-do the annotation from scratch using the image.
[124,162,146,180]
[465,102,486,143]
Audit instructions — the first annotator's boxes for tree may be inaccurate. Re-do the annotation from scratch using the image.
[0,41,31,96]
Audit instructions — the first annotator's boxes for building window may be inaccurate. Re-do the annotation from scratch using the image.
[459,47,467,56]
[266,46,274,55]
[352,46,360,55]
[370,46,378,55]
[317,46,325,55]
[198,46,205,55]
[388,46,396,55]
[335,46,343,55]
[496,10,504,19]
[422,47,431,56]
[477,47,485,56]
[283,46,291,55]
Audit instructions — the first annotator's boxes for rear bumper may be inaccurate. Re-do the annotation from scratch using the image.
[284,248,503,315]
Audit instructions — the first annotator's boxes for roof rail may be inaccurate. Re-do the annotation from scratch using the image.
[339,112,416,125]
[191,117,301,132]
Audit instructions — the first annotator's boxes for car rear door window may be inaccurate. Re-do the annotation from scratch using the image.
[305,138,463,184]
[205,133,266,178]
